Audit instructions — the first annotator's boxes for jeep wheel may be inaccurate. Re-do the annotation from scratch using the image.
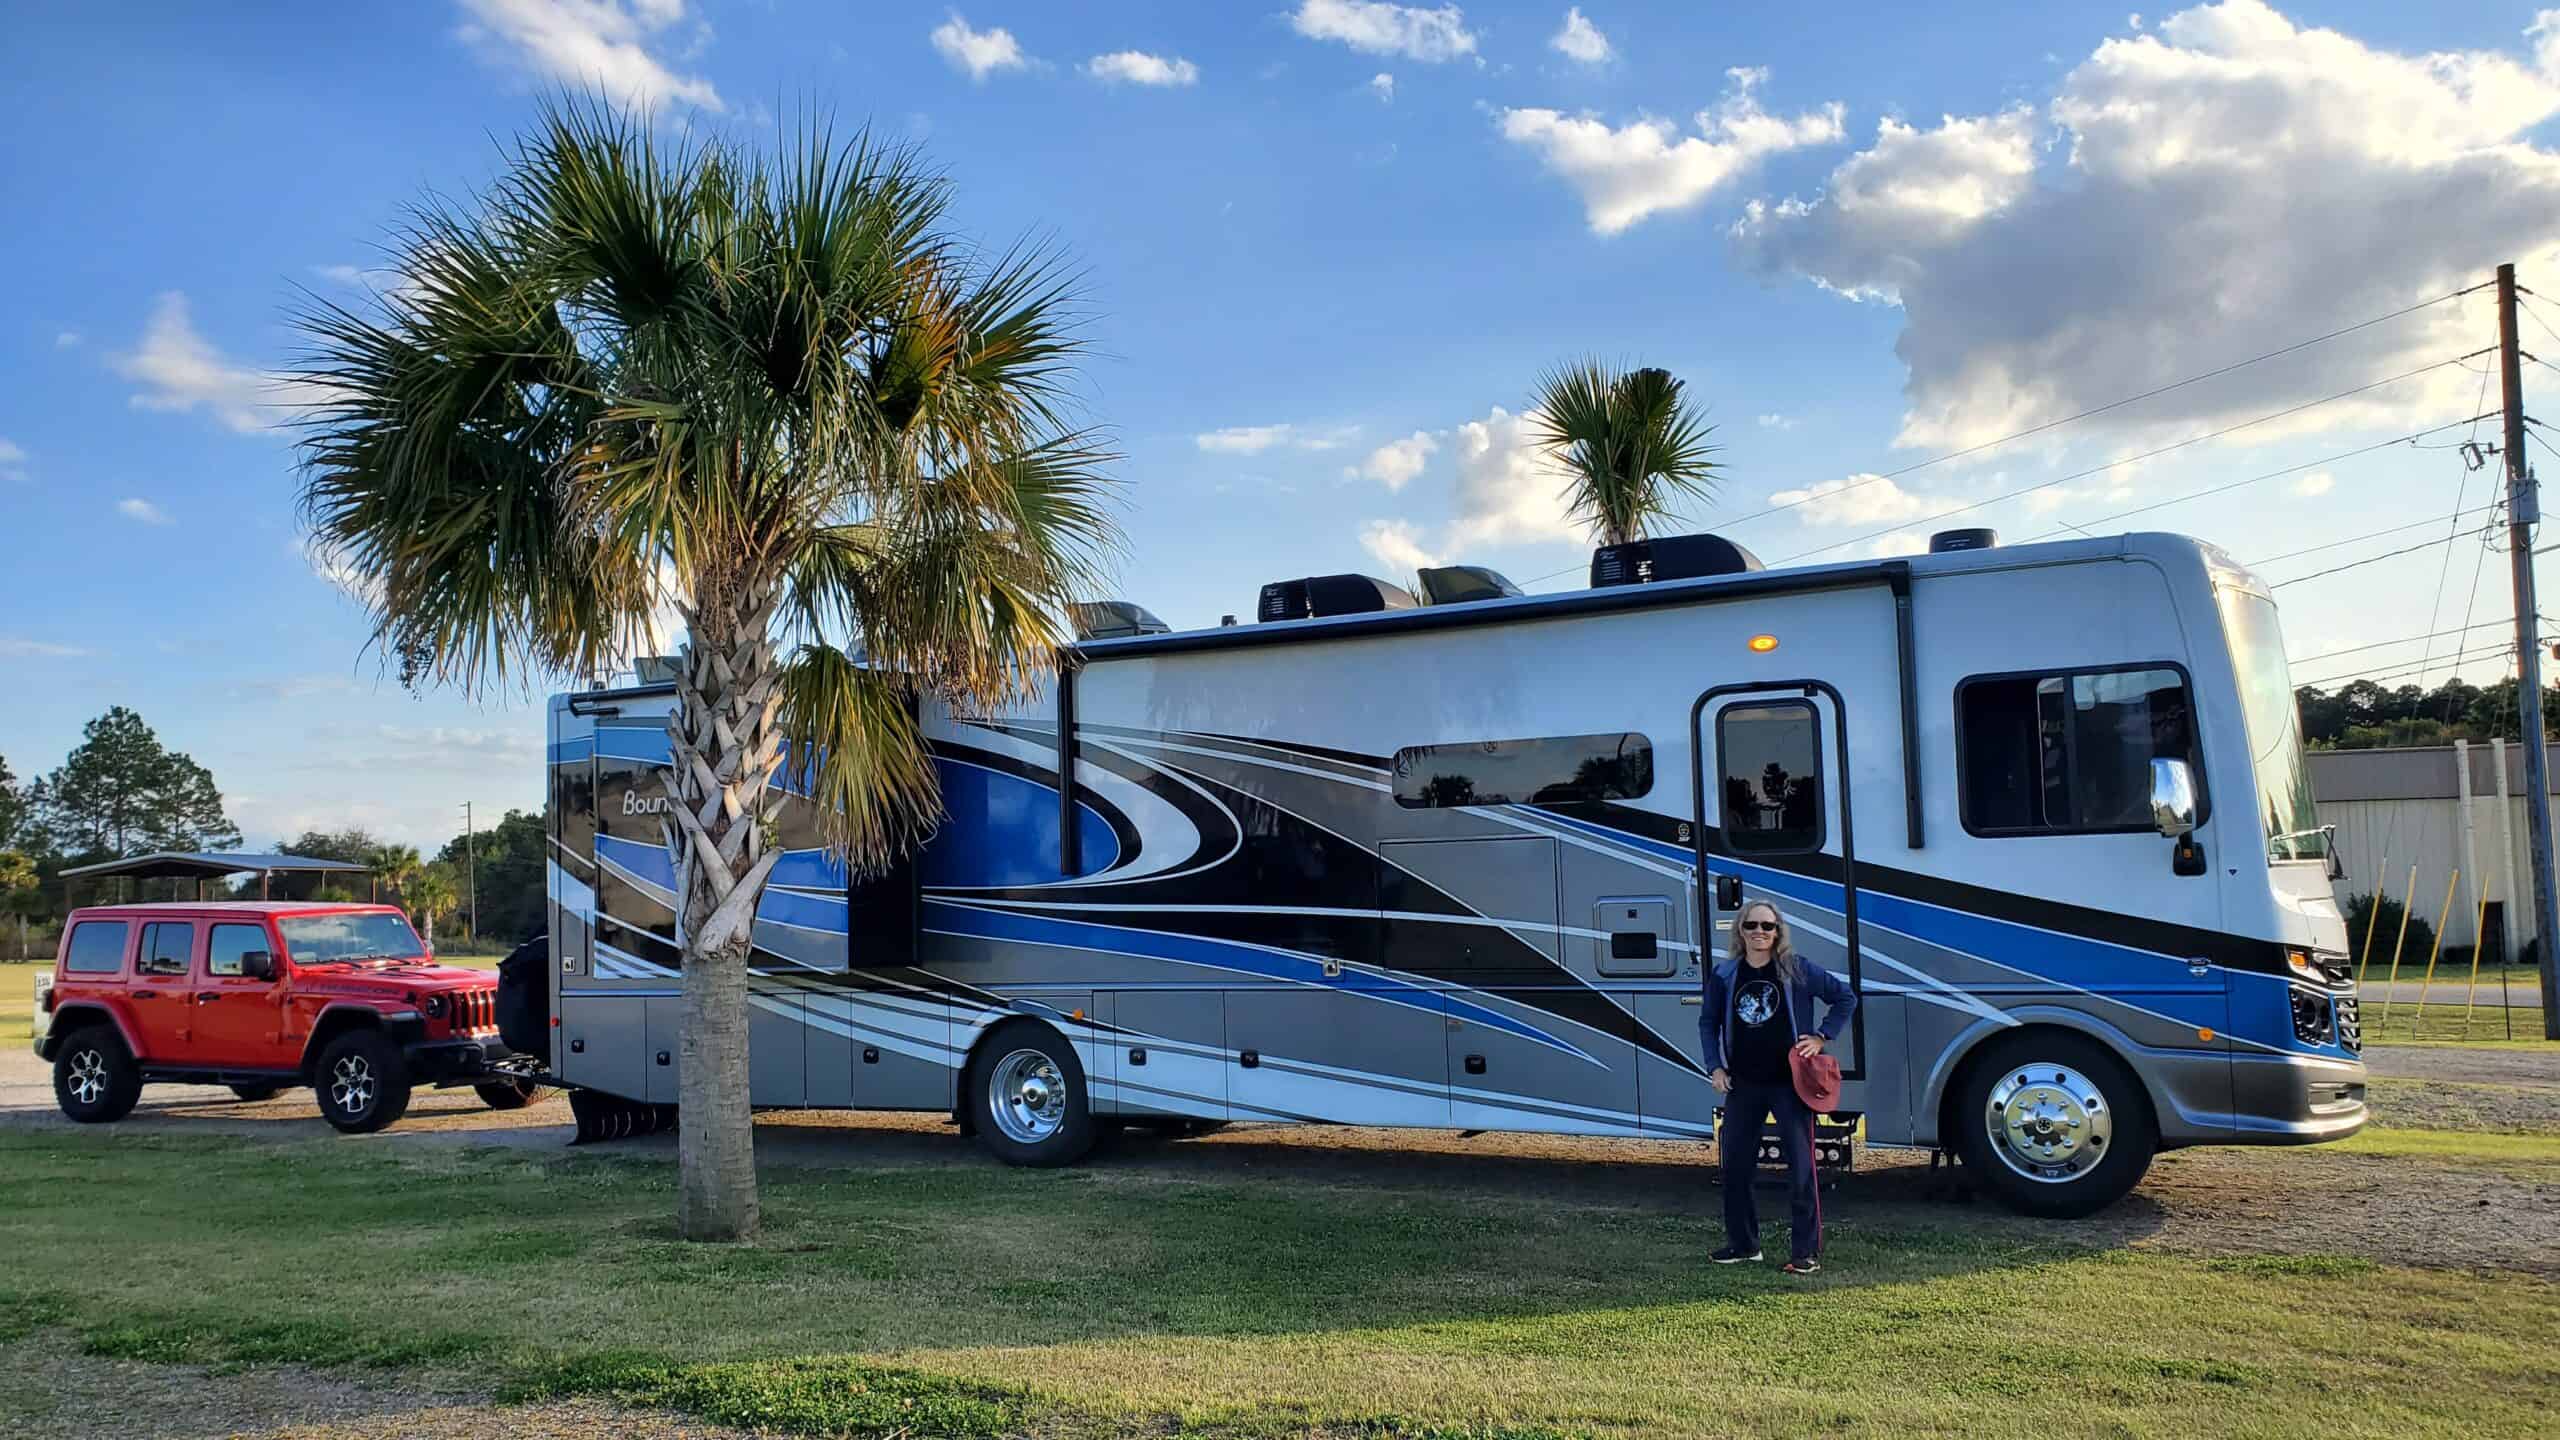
[315,1030,413,1134]
[229,1084,285,1103]
[474,1079,544,1110]
[54,1026,141,1124]
[969,1021,1096,1168]
[1954,1030,2157,1219]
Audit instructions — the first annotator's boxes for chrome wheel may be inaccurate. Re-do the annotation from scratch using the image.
[330,1054,377,1116]
[987,1047,1068,1146]
[67,1049,109,1107]
[1987,1062,2113,1183]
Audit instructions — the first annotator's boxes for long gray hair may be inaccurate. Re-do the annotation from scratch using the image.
[1728,899,1803,985]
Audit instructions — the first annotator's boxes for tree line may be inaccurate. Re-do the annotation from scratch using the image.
[2294,675,2560,751]
[1,707,542,952]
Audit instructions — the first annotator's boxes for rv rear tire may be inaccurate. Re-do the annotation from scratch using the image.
[969,1021,1096,1168]
[1955,1030,2156,1219]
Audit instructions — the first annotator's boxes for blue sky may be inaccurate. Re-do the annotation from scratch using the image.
[5,0,2560,850]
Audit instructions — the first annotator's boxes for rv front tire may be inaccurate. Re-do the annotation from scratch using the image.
[1954,1030,2156,1219]
[969,1020,1096,1168]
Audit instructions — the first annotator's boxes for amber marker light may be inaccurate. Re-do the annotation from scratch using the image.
[1748,634,1780,653]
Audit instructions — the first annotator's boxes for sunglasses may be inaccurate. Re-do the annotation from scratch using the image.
[1739,920,1779,934]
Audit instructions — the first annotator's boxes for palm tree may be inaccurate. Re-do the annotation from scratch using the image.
[1527,361,1721,546]
[407,861,460,950]
[290,100,1117,1240]
[367,843,421,908]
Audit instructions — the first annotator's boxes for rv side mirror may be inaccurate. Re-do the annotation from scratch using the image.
[241,950,276,982]
[2149,758,2199,839]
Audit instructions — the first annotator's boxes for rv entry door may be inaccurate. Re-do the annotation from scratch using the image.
[1690,682,1865,1082]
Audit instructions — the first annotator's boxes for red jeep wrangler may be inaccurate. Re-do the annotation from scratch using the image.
[33,902,539,1133]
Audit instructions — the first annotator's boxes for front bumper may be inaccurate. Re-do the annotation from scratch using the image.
[2226,1052,2370,1145]
[403,1035,515,1084]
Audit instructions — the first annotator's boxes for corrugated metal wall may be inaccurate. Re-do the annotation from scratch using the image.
[2312,744,2546,955]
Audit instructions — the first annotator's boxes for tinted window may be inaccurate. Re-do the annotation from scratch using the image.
[208,924,273,978]
[138,922,195,977]
[1719,702,1824,853]
[1392,733,1653,809]
[1959,667,2201,835]
[62,922,129,974]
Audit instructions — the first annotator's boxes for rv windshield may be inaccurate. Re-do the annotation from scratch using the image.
[2216,587,2328,862]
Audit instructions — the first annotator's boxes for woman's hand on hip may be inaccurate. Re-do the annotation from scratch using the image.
[1793,1035,1826,1058]
[1709,1067,1730,1093]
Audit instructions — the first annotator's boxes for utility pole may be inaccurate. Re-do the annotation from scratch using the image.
[463,794,478,942]
[2495,262,2560,1038]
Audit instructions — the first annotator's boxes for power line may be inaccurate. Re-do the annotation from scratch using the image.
[2268,529,2488,590]
[1786,395,2498,566]
[2295,638,2517,691]
[1723,284,2487,534]
[2289,615,2531,668]
[2243,506,2498,568]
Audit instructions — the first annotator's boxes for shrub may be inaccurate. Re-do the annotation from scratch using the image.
[2343,890,2436,972]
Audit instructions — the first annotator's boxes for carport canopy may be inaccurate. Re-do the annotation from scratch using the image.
[60,851,374,901]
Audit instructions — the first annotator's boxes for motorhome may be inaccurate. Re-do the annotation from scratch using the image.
[534,528,2366,1217]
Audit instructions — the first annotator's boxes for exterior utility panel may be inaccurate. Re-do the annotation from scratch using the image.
[542,532,2366,1216]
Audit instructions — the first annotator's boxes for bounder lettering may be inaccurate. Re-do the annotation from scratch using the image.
[620,790,672,817]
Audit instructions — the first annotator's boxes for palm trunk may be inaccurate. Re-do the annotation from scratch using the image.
[662,576,787,1242]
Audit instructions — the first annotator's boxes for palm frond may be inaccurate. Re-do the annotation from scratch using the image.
[1528,359,1722,546]
[774,642,944,868]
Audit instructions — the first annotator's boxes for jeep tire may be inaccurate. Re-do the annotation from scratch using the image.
[315,1029,413,1134]
[54,1026,142,1124]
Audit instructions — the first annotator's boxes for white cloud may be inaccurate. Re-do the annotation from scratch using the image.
[1194,422,1356,454]
[118,498,171,525]
[1291,1,1477,63]
[1551,7,1612,64]
[2291,470,2336,497]
[1764,474,1960,527]
[1348,430,1440,490]
[1360,518,1446,572]
[1371,72,1396,103]
[1501,68,1845,234]
[455,0,721,112]
[1757,412,1798,430]
[932,13,1028,80]
[1086,50,1198,87]
[53,331,80,348]
[303,536,387,608]
[114,291,334,435]
[1447,405,1581,547]
[0,637,89,658]
[0,437,24,483]
[2129,12,2145,29]
[1734,0,2560,452]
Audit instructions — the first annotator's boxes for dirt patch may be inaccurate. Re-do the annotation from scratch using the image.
[0,1331,762,1440]
[2368,1076,2560,1134]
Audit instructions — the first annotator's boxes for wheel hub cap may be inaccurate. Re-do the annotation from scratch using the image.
[331,1055,375,1114]
[1987,1063,2112,1183]
[68,1050,107,1106]
[988,1049,1067,1145]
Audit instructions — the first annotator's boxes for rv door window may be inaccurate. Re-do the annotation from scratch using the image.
[1717,702,1824,854]
[1958,666,2202,836]
[1391,733,1653,809]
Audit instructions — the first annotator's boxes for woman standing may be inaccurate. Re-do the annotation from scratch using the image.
[1699,900,1857,1274]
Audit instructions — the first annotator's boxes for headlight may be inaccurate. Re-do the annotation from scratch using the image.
[420,994,448,1018]
[2284,949,2318,979]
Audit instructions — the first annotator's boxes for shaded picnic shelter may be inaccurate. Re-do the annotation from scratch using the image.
[59,851,376,905]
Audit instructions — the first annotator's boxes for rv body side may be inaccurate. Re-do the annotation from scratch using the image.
[540,531,2365,1213]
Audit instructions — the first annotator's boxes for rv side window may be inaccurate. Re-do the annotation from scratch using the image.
[1391,733,1653,809]
[1718,702,1824,854]
[1958,666,2202,836]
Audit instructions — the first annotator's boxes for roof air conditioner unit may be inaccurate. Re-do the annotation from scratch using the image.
[1069,600,1173,641]
[1257,573,1420,622]
[1589,532,1764,588]
[1415,565,1525,606]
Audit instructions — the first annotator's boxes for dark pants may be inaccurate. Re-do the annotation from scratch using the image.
[1719,1077,1820,1262]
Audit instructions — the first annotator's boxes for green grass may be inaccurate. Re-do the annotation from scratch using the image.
[2361,1002,2547,1045]
[2333,1127,2560,1179]
[0,1131,2548,1439]
[0,961,38,1044]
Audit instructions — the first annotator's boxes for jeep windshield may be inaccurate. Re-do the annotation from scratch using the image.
[276,912,429,965]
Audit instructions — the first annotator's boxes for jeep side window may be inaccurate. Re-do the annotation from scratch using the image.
[208,924,271,978]
[138,922,195,978]
[62,921,130,973]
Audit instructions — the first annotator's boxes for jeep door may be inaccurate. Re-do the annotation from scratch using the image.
[192,921,289,1069]
[128,920,197,1056]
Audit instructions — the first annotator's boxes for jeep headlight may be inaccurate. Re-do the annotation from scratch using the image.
[420,994,448,1019]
